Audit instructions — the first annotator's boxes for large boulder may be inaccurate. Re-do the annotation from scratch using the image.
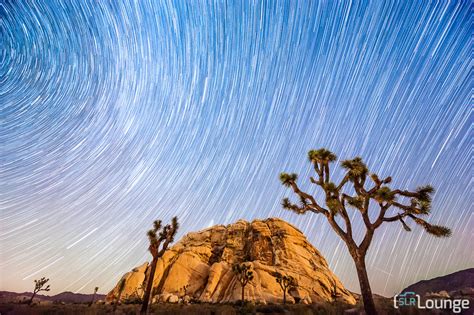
[107,262,148,301]
[106,218,356,305]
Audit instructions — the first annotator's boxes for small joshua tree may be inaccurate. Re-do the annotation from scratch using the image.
[140,217,179,314]
[89,286,99,306]
[275,272,297,304]
[181,284,189,296]
[29,277,50,305]
[131,283,145,304]
[232,263,254,303]
[279,148,451,314]
[329,280,341,303]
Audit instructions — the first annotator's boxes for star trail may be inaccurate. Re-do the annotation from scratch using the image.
[1,1,472,297]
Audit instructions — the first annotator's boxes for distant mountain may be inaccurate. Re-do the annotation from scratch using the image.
[402,268,474,297]
[0,291,106,304]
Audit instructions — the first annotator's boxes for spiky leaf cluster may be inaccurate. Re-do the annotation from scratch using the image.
[408,198,431,214]
[374,186,395,202]
[34,277,50,293]
[416,185,434,202]
[326,197,340,215]
[281,197,309,214]
[147,216,179,258]
[232,263,254,285]
[341,157,368,180]
[279,173,298,187]
[370,174,392,186]
[323,182,337,192]
[346,195,364,209]
[275,272,297,290]
[308,148,337,163]
[413,218,451,237]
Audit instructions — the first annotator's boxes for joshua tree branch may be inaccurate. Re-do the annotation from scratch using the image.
[391,189,419,198]
[326,213,355,247]
[358,229,373,254]
[359,201,390,252]
[338,197,353,238]
[337,174,350,191]
[312,161,322,178]
[372,203,391,228]
[360,196,372,228]
[383,214,405,222]
[282,198,318,214]
[288,181,328,214]
[392,202,425,214]
[157,240,171,257]
[383,209,420,223]
[324,163,330,183]
[367,175,391,194]
[359,176,367,194]
[342,194,363,212]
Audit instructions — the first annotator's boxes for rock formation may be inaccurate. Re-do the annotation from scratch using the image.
[107,218,356,305]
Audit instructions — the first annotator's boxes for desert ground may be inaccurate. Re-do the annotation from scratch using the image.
[0,299,449,315]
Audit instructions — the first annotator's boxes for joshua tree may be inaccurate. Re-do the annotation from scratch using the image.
[28,277,50,305]
[89,286,99,306]
[275,272,297,304]
[140,217,179,314]
[131,284,145,304]
[113,279,126,312]
[279,148,451,314]
[232,263,254,303]
[329,280,341,303]
[181,284,189,296]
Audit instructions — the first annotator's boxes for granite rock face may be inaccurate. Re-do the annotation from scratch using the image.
[107,218,356,305]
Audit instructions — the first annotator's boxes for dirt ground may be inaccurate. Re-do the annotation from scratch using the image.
[0,301,458,315]
[0,302,357,315]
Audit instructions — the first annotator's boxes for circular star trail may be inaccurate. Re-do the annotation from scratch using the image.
[1,1,472,296]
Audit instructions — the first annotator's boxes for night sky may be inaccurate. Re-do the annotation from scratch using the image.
[1,1,472,296]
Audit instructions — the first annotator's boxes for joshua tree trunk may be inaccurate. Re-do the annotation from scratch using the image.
[28,292,36,305]
[241,285,245,302]
[283,289,286,304]
[353,255,377,315]
[141,258,158,314]
[113,290,123,312]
